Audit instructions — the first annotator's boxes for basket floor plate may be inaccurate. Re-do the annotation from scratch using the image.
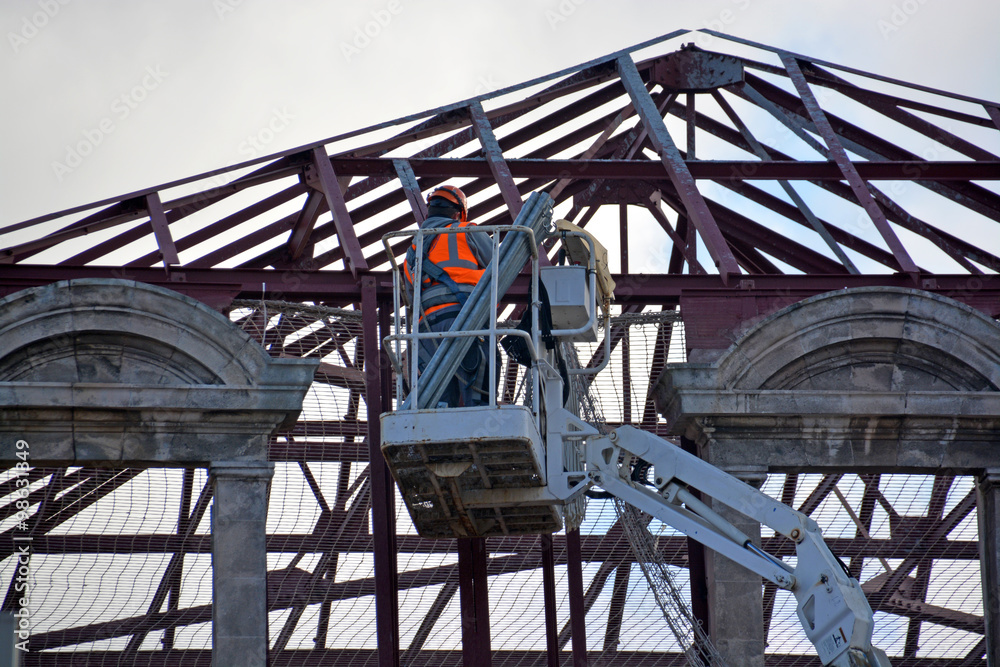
[381,406,562,538]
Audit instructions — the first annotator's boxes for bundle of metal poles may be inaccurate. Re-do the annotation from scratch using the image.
[403,191,553,411]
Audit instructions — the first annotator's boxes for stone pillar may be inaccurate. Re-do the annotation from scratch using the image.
[211,461,274,667]
[976,467,1000,665]
[705,465,767,667]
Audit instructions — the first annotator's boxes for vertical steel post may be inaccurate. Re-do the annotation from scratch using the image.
[458,539,476,666]
[603,563,630,653]
[362,275,400,667]
[976,468,1000,665]
[472,539,491,662]
[686,92,696,161]
[163,467,193,649]
[540,534,560,667]
[620,204,631,425]
[458,538,492,666]
[566,528,588,667]
[622,329,631,425]
[619,202,629,274]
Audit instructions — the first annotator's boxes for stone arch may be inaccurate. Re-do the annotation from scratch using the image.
[0,278,280,387]
[656,287,1000,474]
[0,279,318,662]
[715,287,1000,393]
[0,279,316,464]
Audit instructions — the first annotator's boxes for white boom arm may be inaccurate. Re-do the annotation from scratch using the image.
[574,424,891,667]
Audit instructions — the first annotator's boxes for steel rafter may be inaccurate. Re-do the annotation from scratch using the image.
[737,70,1000,224]
[617,54,741,283]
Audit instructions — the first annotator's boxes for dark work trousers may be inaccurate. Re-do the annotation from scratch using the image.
[417,306,495,408]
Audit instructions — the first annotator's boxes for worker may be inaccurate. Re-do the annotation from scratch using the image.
[404,185,494,407]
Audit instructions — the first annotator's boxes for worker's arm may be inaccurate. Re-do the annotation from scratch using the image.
[468,224,494,268]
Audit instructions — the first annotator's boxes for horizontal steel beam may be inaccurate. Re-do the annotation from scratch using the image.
[26,649,922,667]
[21,649,987,667]
[0,265,386,306]
[321,157,1000,181]
[1,268,998,316]
[0,532,977,559]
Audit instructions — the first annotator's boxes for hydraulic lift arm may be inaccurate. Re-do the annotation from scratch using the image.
[578,425,892,667]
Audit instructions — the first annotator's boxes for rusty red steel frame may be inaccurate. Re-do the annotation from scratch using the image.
[1,30,998,666]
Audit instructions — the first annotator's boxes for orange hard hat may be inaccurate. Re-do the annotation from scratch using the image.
[427,185,468,222]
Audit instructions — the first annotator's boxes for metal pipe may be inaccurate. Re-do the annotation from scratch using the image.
[531,238,541,429]
[567,312,612,376]
[670,483,753,549]
[410,232,426,408]
[489,230,500,407]
[392,268,403,405]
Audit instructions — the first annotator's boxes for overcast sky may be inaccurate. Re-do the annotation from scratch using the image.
[2,0,998,228]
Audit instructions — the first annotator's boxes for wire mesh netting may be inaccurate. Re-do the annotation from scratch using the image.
[0,301,987,664]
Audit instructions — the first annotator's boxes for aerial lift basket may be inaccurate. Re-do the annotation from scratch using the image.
[379,194,604,538]
[382,405,562,538]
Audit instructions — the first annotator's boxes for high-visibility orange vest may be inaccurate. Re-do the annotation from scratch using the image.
[404,219,485,318]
